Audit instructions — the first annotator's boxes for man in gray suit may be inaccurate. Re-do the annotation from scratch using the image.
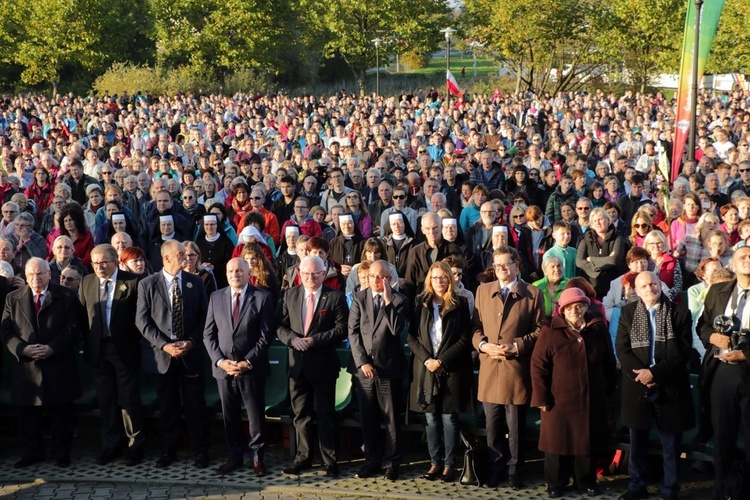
[348,260,408,480]
[203,258,274,476]
[80,244,144,466]
[135,239,209,469]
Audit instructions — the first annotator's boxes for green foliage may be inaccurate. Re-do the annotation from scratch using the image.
[401,49,432,70]
[707,0,750,74]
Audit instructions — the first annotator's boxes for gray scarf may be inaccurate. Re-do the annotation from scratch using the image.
[632,296,675,352]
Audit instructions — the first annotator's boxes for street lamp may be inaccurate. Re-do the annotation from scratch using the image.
[468,40,484,78]
[372,38,383,96]
[440,28,456,98]
[687,0,703,163]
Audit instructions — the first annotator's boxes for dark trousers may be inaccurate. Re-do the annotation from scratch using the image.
[93,340,144,452]
[710,362,750,486]
[154,361,208,455]
[628,427,681,495]
[289,375,337,466]
[218,376,266,462]
[545,453,594,490]
[484,402,526,476]
[353,375,402,468]
[17,403,73,461]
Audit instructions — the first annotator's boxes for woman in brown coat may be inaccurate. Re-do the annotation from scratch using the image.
[531,287,617,497]
[408,262,474,483]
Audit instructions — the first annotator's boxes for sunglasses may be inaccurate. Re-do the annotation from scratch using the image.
[392,195,406,200]
[576,207,591,211]
[740,169,750,173]
[249,196,264,200]
[633,223,650,229]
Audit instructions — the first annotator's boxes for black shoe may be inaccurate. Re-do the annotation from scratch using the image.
[282,460,312,475]
[55,457,70,468]
[509,474,525,490]
[215,458,243,475]
[325,463,340,478]
[95,448,121,466]
[354,463,382,479]
[384,466,399,481]
[124,449,142,467]
[421,465,442,481]
[155,453,175,468]
[548,487,564,498]
[485,470,507,488]
[585,486,602,496]
[14,457,42,468]
[619,488,649,500]
[441,467,456,482]
[194,452,209,469]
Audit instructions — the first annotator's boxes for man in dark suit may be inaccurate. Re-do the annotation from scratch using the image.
[277,254,348,478]
[616,271,694,500]
[347,260,408,480]
[80,244,144,466]
[203,258,274,476]
[698,245,750,493]
[1,258,82,468]
[135,239,210,469]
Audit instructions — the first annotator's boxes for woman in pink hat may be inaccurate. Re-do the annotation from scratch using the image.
[531,287,618,498]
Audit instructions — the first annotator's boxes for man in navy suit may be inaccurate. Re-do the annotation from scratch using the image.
[135,239,210,469]
[203,258,274,476]
[348,260,408,480]
[277,255,348,478]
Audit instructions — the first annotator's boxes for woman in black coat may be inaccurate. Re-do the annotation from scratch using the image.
[407,262,474,483]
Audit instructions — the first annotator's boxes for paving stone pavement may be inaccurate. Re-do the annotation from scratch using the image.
[0,417,714,499]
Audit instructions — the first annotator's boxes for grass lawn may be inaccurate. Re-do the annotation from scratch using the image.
[395,53,501,79]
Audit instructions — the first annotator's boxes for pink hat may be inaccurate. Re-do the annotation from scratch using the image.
[556,287,590,311]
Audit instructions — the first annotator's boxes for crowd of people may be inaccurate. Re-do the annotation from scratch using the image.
[0,86,749,499]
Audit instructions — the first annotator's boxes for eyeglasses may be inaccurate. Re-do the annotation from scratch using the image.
[480,210,497,214]
[576,207,591,211]
[392,195,406,200]
[250,196,263,200]
[294,205,308,210]
[430,275,448,282]
[452,271,463,278]
[513,214,525,219]
[633,223,650,229]
[368,275,390,280]
[493,262,515,270]
[300,271,325,278]
[740,169,750,173]
[91,260,115,267]
[61,275,80,282]
[183,196,194,200]
[185,254,198,259]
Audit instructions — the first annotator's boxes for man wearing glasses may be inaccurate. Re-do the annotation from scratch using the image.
[277,255,348,478]
[80,244,145,466]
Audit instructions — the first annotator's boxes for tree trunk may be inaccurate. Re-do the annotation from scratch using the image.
[357,69,366,97]
[515,63,522,94]
[52,79,59,99]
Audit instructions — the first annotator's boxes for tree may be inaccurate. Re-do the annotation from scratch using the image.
[463,0,608,94]
[298,0,450,94]
[706,0,750,74]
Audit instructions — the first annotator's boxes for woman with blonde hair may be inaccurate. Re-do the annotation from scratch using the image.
[408,262,474,482]
[241,242,281,300]
[643,230,682,301]
[629,210,655,249]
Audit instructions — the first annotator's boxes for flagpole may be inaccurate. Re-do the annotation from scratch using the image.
[687,0,704,163]
[441,28,456,103]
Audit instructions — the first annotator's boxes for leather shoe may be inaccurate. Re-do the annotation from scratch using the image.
[384,466,399,481]
[124,449,142,467]
[509,474,525,490]
[215,459,243,475]
[95,448,121,466]
[619,488,649,500]
[421,465,442,481]
[194,452,209,469]
[282,460,312,475]
[354,463,382,479]
[14,457,42,468]
[252,461,267,476]
[55,457,70,468]
[548,487,563,498]
[325,463,340,478]
[441,467,456,482]
[155,453,175,468]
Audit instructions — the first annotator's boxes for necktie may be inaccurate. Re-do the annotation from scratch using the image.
[736,289,749,327]
[373,294,381,317]
[34,293,42,315]
[172,276,184,339]
[232,292,240,327]
[648,308,657,365]
[100,280,110,337]
[501,287,509,302]
[303,293,315,336]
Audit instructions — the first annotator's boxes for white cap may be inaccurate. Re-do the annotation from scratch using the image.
[159,215,174,224]
[239,225,263,243]
[442,218,457,227]
[492,225,508,236]
[111,214,126,223]
[203,214,218,224]
[338,214,354,224]
[285,225,300,235]
[388,213,403,223]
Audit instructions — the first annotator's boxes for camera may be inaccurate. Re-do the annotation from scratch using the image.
[713,315,750,350]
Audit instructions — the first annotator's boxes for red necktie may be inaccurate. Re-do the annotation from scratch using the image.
[303,293,315,336]
[232,292,240,327]
[34,293,42,315]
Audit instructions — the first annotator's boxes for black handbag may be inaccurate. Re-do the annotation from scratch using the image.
[459,430,485,486]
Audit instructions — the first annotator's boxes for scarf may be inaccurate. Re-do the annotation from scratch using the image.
[631,296,675,352]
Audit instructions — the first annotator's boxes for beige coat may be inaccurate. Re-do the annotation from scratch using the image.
[472,279,544,405]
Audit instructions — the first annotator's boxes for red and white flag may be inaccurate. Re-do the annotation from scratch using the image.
[446,70,462,97]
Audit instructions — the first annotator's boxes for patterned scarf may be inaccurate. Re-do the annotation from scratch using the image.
[631,296,675,351]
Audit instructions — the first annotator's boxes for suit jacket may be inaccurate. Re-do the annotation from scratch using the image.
[403,240,463,299]
[0,284,82,406]
[203,285,275,380]
[472,279,544,405]
[347,289,408,379]
[135,270,208,374]
[80,269,141,368]
[277,285,348,383]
